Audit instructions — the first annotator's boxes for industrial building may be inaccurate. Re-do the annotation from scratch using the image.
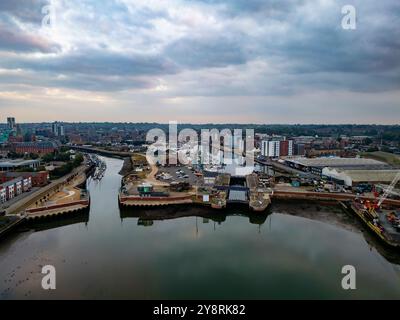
[322,168,400,187]
[0,159,40,172]
[284,157,390,175]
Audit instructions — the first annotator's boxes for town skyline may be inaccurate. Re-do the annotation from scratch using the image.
[0,0,399,124]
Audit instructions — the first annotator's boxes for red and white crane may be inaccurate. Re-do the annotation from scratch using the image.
[377,170,400,207]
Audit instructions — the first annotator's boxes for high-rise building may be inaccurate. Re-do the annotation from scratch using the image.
[279,140,294,157]
[7,117,16,130]
[261,138,293,157]
[52,122,59,136]
[295,143,306,156]
[261,140,280,157]
[52,122,65,137]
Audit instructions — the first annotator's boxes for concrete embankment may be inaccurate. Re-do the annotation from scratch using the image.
[25,200,89,220]
[0,215,26,238]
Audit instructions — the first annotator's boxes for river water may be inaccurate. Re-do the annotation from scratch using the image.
[0,157,399,299]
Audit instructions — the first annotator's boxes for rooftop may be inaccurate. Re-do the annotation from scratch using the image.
[14,141,59,148]
[339,169,400,183]
[1,177,23,187]
[287,157,389,168]
[0,159,40,168]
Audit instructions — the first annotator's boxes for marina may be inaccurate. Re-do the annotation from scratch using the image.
[88,154,107,181]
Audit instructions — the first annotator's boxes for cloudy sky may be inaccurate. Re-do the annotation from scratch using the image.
[0,0,399,124]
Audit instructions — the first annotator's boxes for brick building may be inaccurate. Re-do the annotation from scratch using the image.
[12,141,59,155]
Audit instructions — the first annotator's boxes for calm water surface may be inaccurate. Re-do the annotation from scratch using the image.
[1,157,399,299]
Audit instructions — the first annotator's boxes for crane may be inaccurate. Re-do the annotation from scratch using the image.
[377,170,400,207]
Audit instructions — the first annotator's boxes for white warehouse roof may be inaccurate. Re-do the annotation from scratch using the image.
[287,157,387,168]
[322,167,400,186]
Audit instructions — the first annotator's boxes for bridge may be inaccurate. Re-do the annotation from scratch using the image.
[69,145,133,159]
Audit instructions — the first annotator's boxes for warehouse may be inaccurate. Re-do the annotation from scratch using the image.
[284,157,390,175]
[322,167,400,187]
[0,159,40,172]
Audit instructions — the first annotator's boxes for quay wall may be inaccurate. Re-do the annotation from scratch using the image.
[26,199,90,214]
[272,190,400,207]
[119,195,193,206]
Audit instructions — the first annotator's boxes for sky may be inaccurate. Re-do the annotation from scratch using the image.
[0,0,399,124]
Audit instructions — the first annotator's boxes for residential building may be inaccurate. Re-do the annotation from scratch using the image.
[0,173,32,189]
[0,171,48,187]
[52,122,65,137]
[0,176,32,203]
[261,139,294,157]
[4,180,15,200]
[261,140,280,157]
[0,186,6,203]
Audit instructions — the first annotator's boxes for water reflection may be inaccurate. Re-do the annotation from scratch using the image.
[119,201,400,266]
[1,156,399,300]
[119,205,268,225]
[19,210,89,233]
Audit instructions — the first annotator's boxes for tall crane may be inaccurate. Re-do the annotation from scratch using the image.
[377,170,400,207]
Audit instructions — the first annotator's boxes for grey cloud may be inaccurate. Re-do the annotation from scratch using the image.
[0,0,48,24]
[165,35,247,68]
[0,24,60,53]
[2,49,178,77]
[0,0,399,96]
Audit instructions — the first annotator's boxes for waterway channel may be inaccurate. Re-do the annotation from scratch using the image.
[0,157,399,299]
